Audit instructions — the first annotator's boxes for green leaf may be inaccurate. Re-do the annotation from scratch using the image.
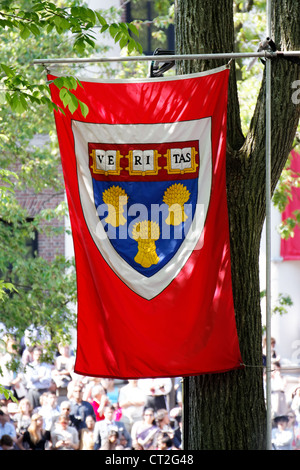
[66,90,78,114]
[96,13,107,26]
[59,87,68,102]
[64,76,78,91]
[53,76,77,91]
[109,24,119,38]
[73,36,86,54]
[20,25,31,40]
[70,6,80,17]
[114,31,122,44]
[29,23,41,37]
[119,36,128,50]
[1,63,15,78]
[136,41,143,54]
[83,35,95,48]
[53,16,70,33]
[127,38,136,54]
[59,88,78,114]
[101,24,109,33]
[9,92,28,113]
[52,77,65,89]
[128,23,139,37]
[78,99,89,118]
[85,8,96,24]
[46,23,54,34]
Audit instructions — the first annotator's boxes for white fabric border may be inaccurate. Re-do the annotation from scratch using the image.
[72,118,212,299]
[49,64,228,84]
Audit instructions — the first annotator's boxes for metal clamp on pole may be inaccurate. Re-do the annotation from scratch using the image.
[259,37,300,65]
[149,48,175,77]
[257,37,277,65]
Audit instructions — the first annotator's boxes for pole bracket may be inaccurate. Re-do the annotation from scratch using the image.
[149,48,175,77]
[259,37,300,66]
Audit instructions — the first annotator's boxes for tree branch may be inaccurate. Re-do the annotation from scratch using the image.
[175,0,244,150]
[242,0,300,198]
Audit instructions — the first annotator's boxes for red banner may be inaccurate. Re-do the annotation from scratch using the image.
[49,66,242,379]
[281,150,300,260]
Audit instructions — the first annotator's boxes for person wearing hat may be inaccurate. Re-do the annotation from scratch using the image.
[272,415,294,450]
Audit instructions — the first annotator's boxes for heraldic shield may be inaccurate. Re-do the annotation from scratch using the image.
[72,117,212,300]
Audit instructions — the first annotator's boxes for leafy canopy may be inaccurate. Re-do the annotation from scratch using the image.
[0,0,142,115]
[0,1,142,360]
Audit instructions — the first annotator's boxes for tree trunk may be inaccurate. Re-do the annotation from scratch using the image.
[175,0,300,449]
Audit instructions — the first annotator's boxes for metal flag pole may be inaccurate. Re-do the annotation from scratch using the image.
[33,50,300,66]
[265,0,273,451]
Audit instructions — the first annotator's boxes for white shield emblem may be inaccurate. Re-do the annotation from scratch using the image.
[72,118,212,300]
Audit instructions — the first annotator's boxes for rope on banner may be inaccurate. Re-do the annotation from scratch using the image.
[242,363,300,372]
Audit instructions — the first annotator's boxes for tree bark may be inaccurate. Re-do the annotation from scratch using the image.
[175,0,300,449]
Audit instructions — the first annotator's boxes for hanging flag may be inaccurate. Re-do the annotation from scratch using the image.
[280,150,300,260]
[48,65,242,379]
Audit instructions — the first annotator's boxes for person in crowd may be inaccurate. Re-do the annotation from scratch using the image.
[100,427,120,450]
[90,384,109,421]
[13,398,32,436]
[99,426,130,450]
[0,434,15,450]
[69,382,96,431]
[21,345,34,367]
[118,379,146,433]
[52,400,82,431]
[79,415,96,450]
[38,391,61,431]
[174,377,183,407]
[51,415,79,450]
[6,402,20,430]
[138,378,172,411]
[293,420,300,450]
[118,433,131,450]
[272,415,294,450]
[0,335,26,400]
[286,411,298,450]
[33,392,48,414]
[271,362,288,418]
[131,407,158,450]
[93,404,132,450]
[291,386,300,421]
[0,409,17,443]
[16,413,51,450]
[80,377,102,402]
[171,409,182,449]
[52,344,74,398]
[153,409,174,449]
[100,379,119,405]
[24,346,53,409]
[156,432,174,450]
[262,336,281,367]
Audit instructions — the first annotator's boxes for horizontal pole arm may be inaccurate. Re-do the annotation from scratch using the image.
[32,50,300,66]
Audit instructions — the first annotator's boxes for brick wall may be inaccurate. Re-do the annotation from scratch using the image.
[15,163,66,262]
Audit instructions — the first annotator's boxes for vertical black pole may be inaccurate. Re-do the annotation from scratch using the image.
[182,376,189,449]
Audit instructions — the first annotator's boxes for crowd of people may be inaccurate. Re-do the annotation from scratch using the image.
[263,337,300,450]
[2,333,300,450]
[0,334,182,451]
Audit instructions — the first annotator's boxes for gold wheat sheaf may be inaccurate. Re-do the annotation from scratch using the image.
[132,220,160,268]
[102,185,128,227]
[163,183,190,226]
